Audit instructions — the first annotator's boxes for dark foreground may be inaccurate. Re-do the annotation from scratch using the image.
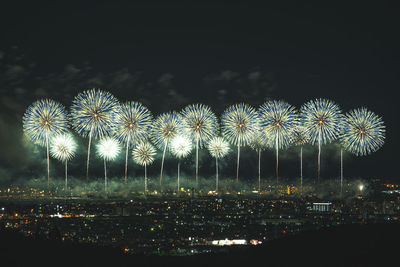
[0,223,398,267]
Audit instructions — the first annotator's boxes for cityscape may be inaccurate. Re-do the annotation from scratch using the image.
[1,179,399,257]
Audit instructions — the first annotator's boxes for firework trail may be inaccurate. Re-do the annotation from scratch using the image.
[339,107,385,195]
[132,142,156,194]
[170,135,193,192]
[300,98,342,183]
[207,136,230,192]
[221,103,259,182]
[96,137,121,192]
[290,126,310,192]
[50,133,77,192]
[70,89,119,180]
[112,101,153,184]
[181,104,218,184]
[23,99,68,187]
[259,100,299,184]
[249,132,271,192]
[151,112,182,187]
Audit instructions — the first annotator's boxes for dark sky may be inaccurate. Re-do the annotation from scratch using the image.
[0,2,399,183]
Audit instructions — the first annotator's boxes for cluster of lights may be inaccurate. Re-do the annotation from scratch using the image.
[23,91,386,188]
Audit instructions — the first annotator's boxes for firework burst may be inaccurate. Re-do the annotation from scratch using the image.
[258,100,299,183]
[23,99,68,186]
[112,101,153,183]
[221,103,259,182]
[50,134,77,162]
[170,135,193,159]
[208,136,230,192]
[50,133,77,191]
[132,142,156,194]
[70,89,119,180]
[208,136,230,159]
[300,98,342,182]
[96,137,121,191]
[151,112,182,187]
[181,104,218,184]
[340,108,385,156]
[170,135,193,191]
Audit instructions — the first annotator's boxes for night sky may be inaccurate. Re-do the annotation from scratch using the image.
[0,2,398,183]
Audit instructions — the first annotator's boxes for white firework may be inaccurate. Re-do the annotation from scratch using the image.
[207,136,230,192]
[169,135,193,192]
[96,137,121,161]
[170,135,193,159]
[96,137,121,192]
[132,142,157,166]
[50,134,77,162]
[208,137,230,159]
[132,142,157,194]
[50,133,77,192]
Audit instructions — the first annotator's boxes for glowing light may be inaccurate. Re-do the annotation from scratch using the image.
[96,137,121,161]
[208,137,230,159]
[151,112,182,150]
[181,104,218,147]
[23,99,68,146]
[258,100,299,183]
[221,103,260,146]
[50,134,77,162]
[132,142,156,166]
[340,108,385,156]
[170,135,193,159]
[151,112,182,186]
[300,98,342,181]
[169,135,193,191]
[112,101,153,182]
[181,104,218,183]
[300,98,342,145]
[71,89,119,179]
[112,101,153,146]
[23,99,68,185]
[70,89,119,139]
[258,100,299,149]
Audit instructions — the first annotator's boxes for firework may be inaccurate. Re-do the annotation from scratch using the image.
[170,135,193,159]
[132,142,156,194]
[290,126,310,191]
[221,103,259,182]
[96,137,121,191]
[300,98,342,182]
[207,136,230,192]
[151,112,182,187]
[339,108,385,195]
[50,133,77,191]
[70,89,119,180]
[23,99,68,186]
[112,101,153,183]
[258,100,299,184]
[170,135,193,191]
[249,132,271,191]
[340,108,385,156]
[181,104,218,184]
